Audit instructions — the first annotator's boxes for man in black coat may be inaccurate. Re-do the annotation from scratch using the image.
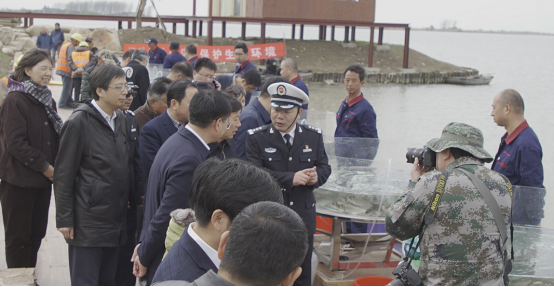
[54,65,131,285]
[132,89,231,285]
[246,82,331,286]
[124,49,150,111]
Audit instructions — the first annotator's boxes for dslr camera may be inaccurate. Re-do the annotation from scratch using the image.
[389,261,423,286]
[406,147,436,168]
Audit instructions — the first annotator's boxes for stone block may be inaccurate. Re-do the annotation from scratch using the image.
[69,28,93,38]
[375,45,390,52]
[0,267,35,286]
[400,68,417,74]
[10,41,23,51]
[364,67,381,74]
[21,38,36,50]
[0,27,13,46]
[13,32,28,39]
[0,41,3,50]
[90,28,122,51]
[341,43,357,48]
[61,26,74,33]
[236,40,254,45]
[2,46,15,56]
[26,25,55,37]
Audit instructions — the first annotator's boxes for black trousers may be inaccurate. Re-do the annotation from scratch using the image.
[115,206,138,286]
[73,78,82,102]
[0,181,51,268]
[68,245,120,286]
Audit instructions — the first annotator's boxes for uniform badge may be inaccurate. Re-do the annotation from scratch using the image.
[265,148,277,153]
[303,145,312,153]
[277,85,286,96]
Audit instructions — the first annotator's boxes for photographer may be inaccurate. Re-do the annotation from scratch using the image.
[386,122,512,286]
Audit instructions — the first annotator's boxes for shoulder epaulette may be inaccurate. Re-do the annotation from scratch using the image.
[125,110,135,116]
[247,125,268,135]
[302,124,322,134]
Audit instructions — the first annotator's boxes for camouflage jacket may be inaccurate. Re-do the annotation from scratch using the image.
[386,157,512,286]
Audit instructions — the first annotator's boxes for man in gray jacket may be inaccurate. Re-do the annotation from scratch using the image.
[54,65,131,285]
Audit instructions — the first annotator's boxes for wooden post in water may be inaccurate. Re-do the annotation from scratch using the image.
[192,21,197,38]
[185,21,189,37]
[118,21,123,30]
[300,25,304,40]
[173,23,177,34]
[331,26,335,41]
[291,24,296,39]
[222,21,226,38]
[378,27,384,45]
[241,22,246,40]
[368,27,374,67]
[128,21,132,29]
[351,26,356,42]
[344,26,349,43]
[260,23,266,65]
[207,21,213,46]
[199,21,203,36]
[403,27,410,68]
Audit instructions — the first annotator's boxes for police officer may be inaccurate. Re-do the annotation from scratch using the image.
[386,122,512,285]
[246,82,331,286]
[115,85,145,285]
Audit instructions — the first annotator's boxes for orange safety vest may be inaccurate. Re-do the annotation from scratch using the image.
[71,50,91,77]
[56,42,73,74]
[1,77,7,87]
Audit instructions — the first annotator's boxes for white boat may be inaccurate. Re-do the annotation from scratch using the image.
[445,75,493,85]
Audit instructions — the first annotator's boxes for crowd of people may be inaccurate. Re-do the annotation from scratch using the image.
[0,26,545,286]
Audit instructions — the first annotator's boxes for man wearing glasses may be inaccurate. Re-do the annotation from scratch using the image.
[54,65,133,285]
[133,90,232,285]
[192,57,222,91]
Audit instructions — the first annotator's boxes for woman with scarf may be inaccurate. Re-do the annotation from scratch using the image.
[0,48,63,268]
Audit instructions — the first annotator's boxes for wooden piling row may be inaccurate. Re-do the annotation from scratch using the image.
[304,69,479,85]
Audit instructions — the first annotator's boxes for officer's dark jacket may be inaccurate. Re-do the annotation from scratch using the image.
[235,97,271,159]
[124,60,151,111]
[246,124,331,215]
[207,138,237,160]
[54,100,129,247]
[125,110,145,207]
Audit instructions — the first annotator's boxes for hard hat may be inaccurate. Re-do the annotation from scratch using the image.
[71,33,83,42]
[79,41,89,47]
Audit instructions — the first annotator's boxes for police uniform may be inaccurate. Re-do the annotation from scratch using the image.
[386,123,512,286]
[246,83,331,286]
[115,109,145,285]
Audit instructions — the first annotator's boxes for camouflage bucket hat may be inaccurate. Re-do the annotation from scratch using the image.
[425,122,493,162]
[96,50,116,66]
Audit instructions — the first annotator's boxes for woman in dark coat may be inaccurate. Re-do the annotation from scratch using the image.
[0,48,62,268]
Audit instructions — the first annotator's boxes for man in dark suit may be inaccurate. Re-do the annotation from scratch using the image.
[152,158,283,283]
[139,81,198,179]
[123,49,151,111]
[133,90,231,285]
[246,82,331,286]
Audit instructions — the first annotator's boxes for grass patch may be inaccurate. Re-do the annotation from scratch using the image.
[0,52,13,78]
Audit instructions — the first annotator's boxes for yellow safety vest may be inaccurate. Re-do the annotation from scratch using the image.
[71,50,91,77]
[56,42,73,74]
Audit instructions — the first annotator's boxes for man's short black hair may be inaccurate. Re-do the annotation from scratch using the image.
[223,93,243,113]
[241,69,261,87]
[185,44,196,55]
[166,80,198,107]
[220,201,308,286]
[188,90,231,128]
[344,64,365,82]
[234,42,248,54]
[189,159,283,228]
[123,49,135,60]
[169,40,179,50]
[189,157,222,203]
[194,57,217,73]
[148,77,172,102]
[89,65,126,101]
[90,47,98,54]
[171,61,193,79]
[260,76,290,98]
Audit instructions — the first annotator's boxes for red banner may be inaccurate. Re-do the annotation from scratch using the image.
[122,42,286,63]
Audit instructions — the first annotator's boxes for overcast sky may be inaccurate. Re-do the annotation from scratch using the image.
[2,0,553,34]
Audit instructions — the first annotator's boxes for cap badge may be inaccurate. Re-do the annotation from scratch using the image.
[277,85,286,96]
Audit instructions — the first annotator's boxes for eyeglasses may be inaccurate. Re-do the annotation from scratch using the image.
[126,91,136,98]
[197,72,215,80]
[221,119,231,129]
[109,84,131,93]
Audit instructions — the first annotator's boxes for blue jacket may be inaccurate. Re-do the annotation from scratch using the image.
[50,28,64,47]
[188,56,198,69]
[207,138,237,160]
[149,47,167,64]
[291,75,309,113]
[491,120,544,225]
[36,33,53,50]
[139,127,210,277]
[234,60,256,75]
[163,51,187,69]
[139,111,178,180]
[335,93,378,138]
[152,226,218,283]
[214,74,235,92]
[235,97,271,159]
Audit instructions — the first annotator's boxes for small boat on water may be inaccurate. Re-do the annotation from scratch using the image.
[445,75,493,85]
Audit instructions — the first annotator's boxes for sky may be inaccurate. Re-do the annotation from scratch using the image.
[1,0,554,34]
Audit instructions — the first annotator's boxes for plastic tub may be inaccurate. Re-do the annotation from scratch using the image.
[354,276,394,286]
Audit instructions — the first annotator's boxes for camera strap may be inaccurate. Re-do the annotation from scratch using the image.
[405,170,450,265]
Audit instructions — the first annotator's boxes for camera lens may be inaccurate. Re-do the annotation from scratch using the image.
[406,148,424,164]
